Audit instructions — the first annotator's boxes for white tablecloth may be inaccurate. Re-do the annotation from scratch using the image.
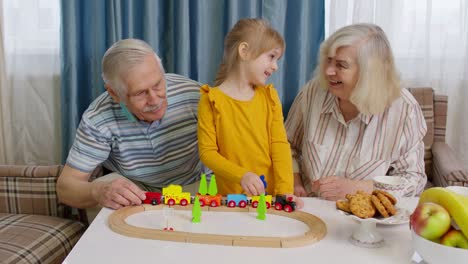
[64,198,419,264]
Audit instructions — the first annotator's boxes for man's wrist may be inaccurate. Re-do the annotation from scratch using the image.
[90,181,103,204]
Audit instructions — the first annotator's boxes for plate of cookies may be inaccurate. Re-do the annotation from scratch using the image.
[336,190,411,225]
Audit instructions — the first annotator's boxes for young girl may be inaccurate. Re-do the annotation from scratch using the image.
[198,18,297,201]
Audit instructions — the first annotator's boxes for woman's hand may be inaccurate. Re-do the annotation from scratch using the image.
[294,184,308,197]
[293,173,308,197]
[316,176,373,201]
[240,172,265,196]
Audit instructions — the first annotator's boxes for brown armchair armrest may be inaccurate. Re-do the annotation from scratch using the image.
[432,142,468,186]
[0,165,88,225]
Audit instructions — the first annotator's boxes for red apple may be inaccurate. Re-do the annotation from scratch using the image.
[440,229,468,249]
[410,202,451,240]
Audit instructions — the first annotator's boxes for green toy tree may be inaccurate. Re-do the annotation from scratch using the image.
[198,173,207,195]
[208,174,218,196]
[256,193,267,220]
[192,196,201,223]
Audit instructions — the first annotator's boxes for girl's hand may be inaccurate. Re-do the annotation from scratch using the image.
[285,194,304,209]
[241,172,265,196]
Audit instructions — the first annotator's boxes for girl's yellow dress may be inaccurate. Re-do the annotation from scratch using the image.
[197,84,293,195]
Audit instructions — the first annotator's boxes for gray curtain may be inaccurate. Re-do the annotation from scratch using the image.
[60,0,324,161]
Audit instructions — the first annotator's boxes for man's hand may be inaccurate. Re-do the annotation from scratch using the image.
[91,178,146,209]
[240,172,265,196]
[316,176,373,201]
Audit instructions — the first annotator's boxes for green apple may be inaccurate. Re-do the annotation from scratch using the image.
[441,229,468,249]
[410,202,451,240]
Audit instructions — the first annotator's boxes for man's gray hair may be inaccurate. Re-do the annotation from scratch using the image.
[101,39,164,98]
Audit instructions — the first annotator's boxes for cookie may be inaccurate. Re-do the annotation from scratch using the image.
[349,194,376,219]
[356,190,372,202]
[371,194,389,218]
[376,192,397,215]
[373,190,397,205]
[356,190,369,196]
[336,200,351,213]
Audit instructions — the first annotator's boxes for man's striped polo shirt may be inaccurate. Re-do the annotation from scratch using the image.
[66,74,204,189]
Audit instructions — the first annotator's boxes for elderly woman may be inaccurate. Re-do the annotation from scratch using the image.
[285,23,427,201]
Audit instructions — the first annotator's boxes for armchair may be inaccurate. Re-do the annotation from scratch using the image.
[408,88,468,187]
[0,165,86,264]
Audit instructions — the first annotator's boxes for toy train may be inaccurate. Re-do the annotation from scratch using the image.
[142,185,296,212]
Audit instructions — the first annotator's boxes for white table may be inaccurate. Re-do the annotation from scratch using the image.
[64,198,419,264]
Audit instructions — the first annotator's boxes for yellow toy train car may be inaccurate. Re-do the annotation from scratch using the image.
[162,184,191,206]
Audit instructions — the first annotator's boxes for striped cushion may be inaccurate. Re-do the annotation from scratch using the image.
[433,167,468,187]
[434,94,448,142]
[0,213,85,264]
[446,170,468,183]
[432,142,468,187]
[407,88,434,180]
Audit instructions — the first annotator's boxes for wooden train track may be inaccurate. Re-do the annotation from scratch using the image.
[108,204,327,248]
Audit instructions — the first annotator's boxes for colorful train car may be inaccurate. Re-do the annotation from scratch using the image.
[251,195,272,209]
[226,194,248,208]
[274,195,296,212]
[162,185,191,206]
[142,184,296,214]
[197,194,222,207]
[142,192,162,205]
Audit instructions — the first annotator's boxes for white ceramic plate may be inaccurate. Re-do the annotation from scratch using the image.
[338,206,411,225]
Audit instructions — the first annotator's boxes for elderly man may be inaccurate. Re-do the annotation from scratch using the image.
[57,39,205,210]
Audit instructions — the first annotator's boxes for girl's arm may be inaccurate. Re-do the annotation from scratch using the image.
[268,86,294,195]
[197,90,249,185]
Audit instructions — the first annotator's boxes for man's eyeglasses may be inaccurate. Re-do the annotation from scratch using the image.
[128,85,165,102]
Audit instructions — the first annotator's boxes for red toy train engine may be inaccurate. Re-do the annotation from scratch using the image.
[142,192,162,205]
[274,195,296,212]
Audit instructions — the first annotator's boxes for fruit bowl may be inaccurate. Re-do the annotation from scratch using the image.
[412,230,468,264]
[446,186,468,197]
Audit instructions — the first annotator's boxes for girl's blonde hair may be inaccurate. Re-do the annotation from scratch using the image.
[317,23,400,115]
[214,18,285,86]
